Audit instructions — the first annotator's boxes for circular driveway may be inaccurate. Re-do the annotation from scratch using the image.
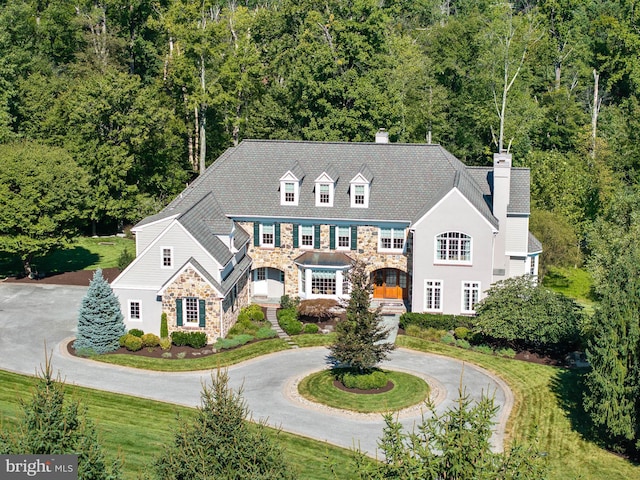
[0,283,512,456]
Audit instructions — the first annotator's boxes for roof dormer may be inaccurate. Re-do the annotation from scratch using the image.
[280,161,304,206]
[315,164,338,207]
[350,165,373,208]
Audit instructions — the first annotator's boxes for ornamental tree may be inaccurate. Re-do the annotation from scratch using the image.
[74,269,126,355]
[154,369,294,480]
[329,260,395,373]
[0,354,121,479]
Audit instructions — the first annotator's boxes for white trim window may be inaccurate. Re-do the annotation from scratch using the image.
[311,270,336,295]
[261,224,275,247]
[128,300,142,321]
[462,281,480,313]
[184,297,200,324]
[300,225,314,248]
[161,247,173,268]
[351,184,369,207]
[337,226,350,250]
[281,181,298,205]
[424,280,442,312]
[379,227,405,252]
[317,183,333,206]
[436,232,471,263]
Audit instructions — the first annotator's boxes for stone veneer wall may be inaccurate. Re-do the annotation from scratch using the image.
[221,271,250,338]
[162,267,223,343]
[237,222,413,302]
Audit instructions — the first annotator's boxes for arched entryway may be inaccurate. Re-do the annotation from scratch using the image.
[252,267,285,299]
[371,268,410,300]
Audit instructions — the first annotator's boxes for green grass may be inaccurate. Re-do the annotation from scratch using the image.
[543,266,595,312]
[295,333,336,347]
[94,338,290,371]
[298,369,429,413]
[396,335,640,480]
[0,236,135,277]
[0,369,365,480]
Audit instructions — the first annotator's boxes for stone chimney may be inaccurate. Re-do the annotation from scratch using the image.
[375,128,389,143]
[492,152,511,278]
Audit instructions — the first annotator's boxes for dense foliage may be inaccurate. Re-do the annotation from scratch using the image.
[354,388,547,479]
[154,369,293,479]
[474,276,582,351]
[330,260,394,372]
[74,269,126,355]
[0,356,121,480]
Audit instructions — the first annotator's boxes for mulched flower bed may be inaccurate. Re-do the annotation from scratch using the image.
[67,339,217,359]
[5,268,121,286]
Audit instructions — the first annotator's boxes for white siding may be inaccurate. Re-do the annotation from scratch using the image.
[135,217,174,254]
[113,288,163,336]
[506,216,529,254]
[411,189,495,315]
[508,257,527,277]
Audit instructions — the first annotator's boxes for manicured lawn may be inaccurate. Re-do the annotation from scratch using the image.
[543,266,595,312]
[0,369,365,480]
[94,338,291,371]
[298,369,429,413]
[295,333,336,347]
[0,236,134,277]
[396,335,640,480]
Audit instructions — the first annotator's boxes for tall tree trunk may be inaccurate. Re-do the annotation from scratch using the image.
[591,69,601,160]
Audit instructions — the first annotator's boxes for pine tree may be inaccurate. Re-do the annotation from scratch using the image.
[329,260,395,373]
[154,369,294,480]
[0,354,122,480]
[74,269,126,355]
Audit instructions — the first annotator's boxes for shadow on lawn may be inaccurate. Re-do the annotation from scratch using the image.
[0,247,100,277]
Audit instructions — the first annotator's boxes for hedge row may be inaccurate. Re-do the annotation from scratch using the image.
[399,312,475,331]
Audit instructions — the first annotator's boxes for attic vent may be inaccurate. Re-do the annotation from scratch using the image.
[375,128,389,143]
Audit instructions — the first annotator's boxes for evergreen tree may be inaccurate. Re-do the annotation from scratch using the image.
[0,354,121,480]
[74,269,126,355]
[329,260,395,373]
[153,369,294,480]
[354,388,547,479]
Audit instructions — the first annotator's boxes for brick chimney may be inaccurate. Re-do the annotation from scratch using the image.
[375,128,389,143]
[492,152,511,277]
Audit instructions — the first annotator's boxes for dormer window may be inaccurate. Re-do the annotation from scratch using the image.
[280,165,302,206]
[315,170,336,207]
[350,167,372,208]
[284,182,296,203]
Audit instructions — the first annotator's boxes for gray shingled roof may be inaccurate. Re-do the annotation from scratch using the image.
[466,166,530,214]
[528,232,543,254]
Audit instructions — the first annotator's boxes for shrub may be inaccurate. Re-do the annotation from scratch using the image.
[141,333,160,348]
[159,337,172,351]
[473,344,494,355]
[229,316,258,336]
[497,347,516,358]
[298,299,339,319]
[124,335,143,351]
[280,294,300,310]
[187,332,207,349]
[171,331,189,347]
[214,337,243,350]
[303,323,320,334]
[117,249,135,270]
[456,339,471,349]
[161,352,172,358]
[441,333,456,345]
[230,334,254,346]
[256,327,277,339]
[400,312,474,331]
[129,328,144,338]
[341,370,388,390]
[241,304,265,322]
[405,325,447,341]
[160,313,168,338]
[454,327,470,340]
[119,334,129,347]
[278,307,303,335]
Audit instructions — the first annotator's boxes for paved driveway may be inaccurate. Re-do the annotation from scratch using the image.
[0,283,512,456]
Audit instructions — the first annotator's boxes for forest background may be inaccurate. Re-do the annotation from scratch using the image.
[0,0,637,270]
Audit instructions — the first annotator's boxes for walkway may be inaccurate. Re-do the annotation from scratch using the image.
[0,284,512,455]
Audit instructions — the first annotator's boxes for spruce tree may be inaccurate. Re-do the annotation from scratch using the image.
[329,260,395,373]
[74,269,126,355]
[0,354,121,479]
[154,369,294,480]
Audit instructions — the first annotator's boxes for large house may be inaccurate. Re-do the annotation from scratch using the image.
[112,130,541,340]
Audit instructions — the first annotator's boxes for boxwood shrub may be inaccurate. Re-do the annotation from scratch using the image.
[141,333,160,348]
[187,332,207,348]
[124,335,143,351]
[303,323,319,334]
[128,328,144,338]
[277,307,303,335]
[399,312,474,331]
[341,370,388,390]
[171,331,189,347]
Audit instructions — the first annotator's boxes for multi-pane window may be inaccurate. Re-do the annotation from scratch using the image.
[300,225,314,247]
[311,270,336,295]
[319,184,331,204]
[424,281,442,311]
[129,301,141,320]
[162,247,172,267]
[462,282,480,313]
[337,226,350,249]
[436,232,471,262]
[354,185,365,205]
[184,297,199,323]
[529,256,537,276]
[255,268,266,281]
[380,228,405,251]
[261,224,274,246]
[284,182,295,203]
